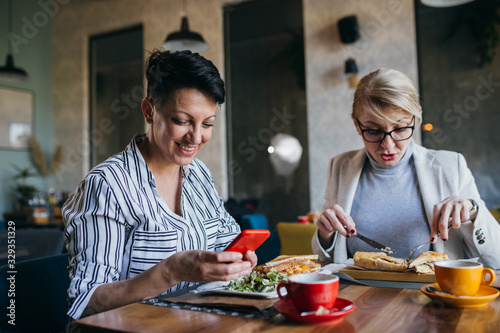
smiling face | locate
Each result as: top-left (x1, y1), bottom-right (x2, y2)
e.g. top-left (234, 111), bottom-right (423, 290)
top-left (354, 108), bottom-right (415, 167)
top-left (143, 87), bottom-right (216, 167)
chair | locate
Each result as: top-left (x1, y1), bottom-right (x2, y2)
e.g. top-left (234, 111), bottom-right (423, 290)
top-left (277, 222), bottom-right (317, 255)
top-left (0, 254), bottom-right (70, 333)
top-left (0, 228), bottom-right (65, 266)
top-left (241, 214), bottom-right (270, 230)
top-left (240, 214), bottom-right (281, 264)
top-left (490, 208), bottom-right (500, 222)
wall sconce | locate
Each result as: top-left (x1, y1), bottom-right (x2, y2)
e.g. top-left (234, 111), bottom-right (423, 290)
top-left (338, 16), bottom-right (359, 89)
top-left (345, 58), bottom-right (359, 89)
top-left (162, 0), bottom-right (208, 53)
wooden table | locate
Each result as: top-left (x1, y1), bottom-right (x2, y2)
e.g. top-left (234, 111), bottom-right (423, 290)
top-left (74, 282), bottom-right (500, 332)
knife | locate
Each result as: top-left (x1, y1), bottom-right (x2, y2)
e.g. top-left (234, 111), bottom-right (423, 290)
top-left (354, 233), bottom-right (394, 254)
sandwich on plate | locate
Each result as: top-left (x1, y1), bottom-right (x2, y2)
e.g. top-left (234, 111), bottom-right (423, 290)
top-left (353, 250), bottom-right (449, 273)
top-left (408, 251), bottom-right (449, 274)
top-left (227, 254), bottom-right (321, 293)
top-left (254, 254), bottom-right (321, 276)
top-left (353, 251), bottom-right (408, 272)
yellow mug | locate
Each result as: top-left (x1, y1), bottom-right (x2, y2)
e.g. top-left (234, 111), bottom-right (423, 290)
top-left (434, 260), bottom-right (495, 296)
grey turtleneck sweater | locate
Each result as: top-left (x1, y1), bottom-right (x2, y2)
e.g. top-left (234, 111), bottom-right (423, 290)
top-left (347, 140), bottom-right (431, 259)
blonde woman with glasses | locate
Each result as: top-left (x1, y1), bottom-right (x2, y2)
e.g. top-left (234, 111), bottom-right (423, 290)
top-left (312, 68), bottom-right (500, 269)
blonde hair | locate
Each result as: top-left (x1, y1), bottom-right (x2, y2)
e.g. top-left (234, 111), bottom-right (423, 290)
top-left (352, 68), bottom-right (422, 125)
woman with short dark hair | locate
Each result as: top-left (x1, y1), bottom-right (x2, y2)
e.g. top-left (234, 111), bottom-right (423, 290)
top-left (64, 50), bottom-right (257, 319)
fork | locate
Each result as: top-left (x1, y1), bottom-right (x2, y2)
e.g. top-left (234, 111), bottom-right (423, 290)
top-left (406, 224), bottom-right (452, 263)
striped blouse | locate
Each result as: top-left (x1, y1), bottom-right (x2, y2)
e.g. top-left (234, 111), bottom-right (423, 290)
top-left (63, 134), bottom-right (240, 319)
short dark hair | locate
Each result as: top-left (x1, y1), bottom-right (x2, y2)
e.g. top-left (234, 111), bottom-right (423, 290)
top-left (145, 49), bottom-right (225, 107)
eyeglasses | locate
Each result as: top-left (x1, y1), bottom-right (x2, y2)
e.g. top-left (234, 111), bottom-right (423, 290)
top-left (356, 117), bottom-right (415, 143)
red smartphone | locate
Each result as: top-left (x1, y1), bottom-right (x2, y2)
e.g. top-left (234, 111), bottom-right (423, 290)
top-left (224, 229), bottom-right (270, 253)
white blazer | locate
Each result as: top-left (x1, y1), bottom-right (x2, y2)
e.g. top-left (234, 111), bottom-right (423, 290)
top-left (312, 143), bottom-right (500, 269)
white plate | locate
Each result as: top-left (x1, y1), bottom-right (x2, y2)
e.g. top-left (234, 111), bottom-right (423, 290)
top-left (191, 281), bottom-right (278, 298)
top-left (190, 269), bottom-right (332, 299)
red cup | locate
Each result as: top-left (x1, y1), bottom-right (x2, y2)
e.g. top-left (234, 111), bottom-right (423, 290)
top-left (297, 216), bottom-right (308, 224)
top-left (277, 273), bottom-right (339, 313)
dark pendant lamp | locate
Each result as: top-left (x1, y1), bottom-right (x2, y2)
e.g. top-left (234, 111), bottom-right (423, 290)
top-left (162, 0), bottom-right (208, 53)
top-left (420, 0), bottom-right (474, 6)
top-left (0, 0), bottom-right (29, 82)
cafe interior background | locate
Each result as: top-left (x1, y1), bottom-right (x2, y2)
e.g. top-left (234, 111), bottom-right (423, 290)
top-left (0, 0), bottom-right (499, 261)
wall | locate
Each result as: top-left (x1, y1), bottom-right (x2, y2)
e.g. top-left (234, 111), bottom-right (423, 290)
top-left (50, 0), bottom-right (419, 213)
top-left (2, 0), bottom-right (496, 229)
top-left (51, 0), bottom-right (232, 198)
top-left (303, 0), bottom-right (419, 211)
top-left (0, 0), bottom-right (53, 222)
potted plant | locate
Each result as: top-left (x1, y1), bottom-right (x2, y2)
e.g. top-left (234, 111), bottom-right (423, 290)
top-left (12, 164), bottom-right (38, 212)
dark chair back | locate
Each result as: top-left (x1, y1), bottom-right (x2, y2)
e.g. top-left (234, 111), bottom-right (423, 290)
top-left (0, 228), bottom-right (65, 266)
top-left (0, 254), bottom-right (70, 332)
top-left (241, 214), bottom-right (270, 230)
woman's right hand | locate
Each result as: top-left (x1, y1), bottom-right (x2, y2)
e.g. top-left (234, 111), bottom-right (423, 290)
top-left (316, 204), bottom-right (356, 244)
top-left (82, 250), bottom-right (254, 317)
top-left (164, 250), bottom-right (254, 285)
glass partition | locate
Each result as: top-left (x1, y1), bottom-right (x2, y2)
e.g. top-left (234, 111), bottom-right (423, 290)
top-left (89, 25), bottom-right (144, 167)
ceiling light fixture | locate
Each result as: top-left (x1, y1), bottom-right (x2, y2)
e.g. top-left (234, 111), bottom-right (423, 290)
top-left (420, 0), bottom-right (475, 7)
top-left (0, 0), bottom-right (29, 82)
top-left (162, 0), bottom-right (208, 53)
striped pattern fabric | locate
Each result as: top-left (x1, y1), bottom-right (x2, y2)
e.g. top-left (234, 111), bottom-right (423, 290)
top-left (63, 134), bottom-right (240, 319)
